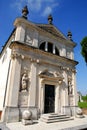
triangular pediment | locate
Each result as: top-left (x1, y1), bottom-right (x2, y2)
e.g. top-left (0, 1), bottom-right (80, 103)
top-left (36, 24), bottom-right (67, 40)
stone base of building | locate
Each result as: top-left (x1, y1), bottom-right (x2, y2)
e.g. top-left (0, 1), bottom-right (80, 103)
top-left (1, 106), bottom-right (38, 123)
top-left (22, 119), bottom-right (33, 125)
top-left (19, 106), bottom-right (38, 120)
top-left (1, 107), bottom-right (19, 123)
top-left (62, 106), bottom-right (78, 116)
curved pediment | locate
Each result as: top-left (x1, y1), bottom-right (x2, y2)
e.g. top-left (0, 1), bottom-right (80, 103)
top-left (39, 70), bottom-right (54, 77)
top-left (39, 70), bottom-right (63, 80)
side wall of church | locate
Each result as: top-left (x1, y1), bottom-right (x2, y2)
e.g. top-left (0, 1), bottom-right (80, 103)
top-left (0, 48), bottom-right (11, 110)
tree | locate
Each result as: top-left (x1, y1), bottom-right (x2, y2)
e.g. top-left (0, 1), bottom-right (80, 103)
top-left (82, 95), bottom-right (87, 102)
top-left (80, 36), bottom-right (87, 64)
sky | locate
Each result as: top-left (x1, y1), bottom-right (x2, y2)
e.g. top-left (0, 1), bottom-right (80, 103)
top-left (0, 0), bottom-right (87, 95)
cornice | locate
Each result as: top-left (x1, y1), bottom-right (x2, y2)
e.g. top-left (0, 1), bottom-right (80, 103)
top-left (10, 41), bottom-right (78, 71)
top-left (10, 41), bottom-right (78, 65)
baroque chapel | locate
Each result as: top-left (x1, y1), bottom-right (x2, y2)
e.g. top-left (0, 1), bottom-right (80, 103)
top-left (0, 6), bottom-right (78, 122)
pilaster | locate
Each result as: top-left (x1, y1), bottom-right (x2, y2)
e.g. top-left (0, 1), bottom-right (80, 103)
top-left (15, 24), bottom-right (26, 42)
top-left (55, 85), bottom-right (59, 113)
top-left (2, 53), bottom-right (22, 122)
top-left (5, 55), bottom-right (21, 107)
top-left (72, 70), bottom-right (77, 106)
top-left (29, 62), bottom-right (37, 106)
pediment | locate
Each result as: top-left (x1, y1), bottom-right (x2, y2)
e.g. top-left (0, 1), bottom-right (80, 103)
top-left (39, 70), bottom-right (54, 77)
top-left (39, 70), bottom-right (63, 80)
top-left (36, 24), bottom-right (67, 40)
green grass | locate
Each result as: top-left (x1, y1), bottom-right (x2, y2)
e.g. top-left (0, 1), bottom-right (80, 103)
top-left (78, 102), bottom-right (87, 108)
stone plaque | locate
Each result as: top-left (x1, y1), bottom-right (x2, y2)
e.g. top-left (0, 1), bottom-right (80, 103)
top-left (19, 92), bottom-right (29, 107)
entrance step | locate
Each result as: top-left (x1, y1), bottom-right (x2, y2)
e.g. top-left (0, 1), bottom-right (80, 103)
top-left (40, 113), bottom-right (74, 123)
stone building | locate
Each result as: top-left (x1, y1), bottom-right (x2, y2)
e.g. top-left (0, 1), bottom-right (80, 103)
top-left (0, 6), bottom-right (78, 122)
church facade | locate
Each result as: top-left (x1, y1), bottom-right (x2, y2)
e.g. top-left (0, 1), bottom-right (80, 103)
top-left (0, 6), bottom-right (78, 122)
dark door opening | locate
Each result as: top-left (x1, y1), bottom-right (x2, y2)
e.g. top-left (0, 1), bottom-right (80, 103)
top-left (44, 84), bottom-right (55, 113)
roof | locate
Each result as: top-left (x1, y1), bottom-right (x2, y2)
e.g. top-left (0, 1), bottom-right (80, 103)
top-left (0, 28), bottom-right (16, 57)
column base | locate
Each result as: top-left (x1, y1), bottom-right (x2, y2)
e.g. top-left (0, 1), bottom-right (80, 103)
top-left (62, 106), bottom-right (78, 116)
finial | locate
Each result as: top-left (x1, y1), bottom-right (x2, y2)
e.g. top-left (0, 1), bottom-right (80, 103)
top-left (48, 14), bottom-right (53, 24)
top-left (67, 31), bottom-right (72, 41)
top-left (22, 6), bottom-right (29, 19)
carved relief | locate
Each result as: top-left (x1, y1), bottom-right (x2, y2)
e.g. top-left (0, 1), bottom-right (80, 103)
top-left (20, 67), bottom-right (30, 92)
top-left (68, 76), bottom-right (73, 95)
top-left (54, 71), bottom-right (62, 77)
top-left (18, 92), bottom-right (28, 107)
top-left (21, 73), bottom-right (29, 91)
top-left (19, 67), bottom-right (30, 107)
top-left (25, 29), bottom-right (33, 45)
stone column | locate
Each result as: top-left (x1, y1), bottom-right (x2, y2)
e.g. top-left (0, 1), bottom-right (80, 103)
top-left (2, 54), bottom-right (21, 122)
top-left (45, 42), bottom-right (48, 51)
top-left (53, 44), bottom-right (55, 54)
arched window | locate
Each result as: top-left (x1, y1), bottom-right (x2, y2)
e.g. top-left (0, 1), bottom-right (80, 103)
top-left (39, 42), bottom-right (60, 56)
top-left (39, 42), bottom-right (45, 51)
top-left (48, 42), bottom-right (53, 53)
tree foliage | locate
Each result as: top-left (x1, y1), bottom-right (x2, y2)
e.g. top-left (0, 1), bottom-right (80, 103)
top-left (80, 36), bottom-right (87, 63)
top-left (82, 95), bottom-right (87, 101)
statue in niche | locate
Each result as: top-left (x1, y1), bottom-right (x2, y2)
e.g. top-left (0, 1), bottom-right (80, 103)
top-left (20, 72), bottom-right (29, 92)
top-left (68, 80), bottom-right (73, 95)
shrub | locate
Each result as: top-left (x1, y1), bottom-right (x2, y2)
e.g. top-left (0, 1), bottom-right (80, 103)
top-left (78, 102), bottom-right (87, 108)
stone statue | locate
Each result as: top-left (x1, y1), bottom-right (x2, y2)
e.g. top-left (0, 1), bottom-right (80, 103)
top-left (21, 73), bottom-right (29, 91)
top-left (68, 81), bottom-right (73, 95)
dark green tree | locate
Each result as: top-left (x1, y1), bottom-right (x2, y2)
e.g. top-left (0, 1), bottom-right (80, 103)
top-left (80, 36), bottom-right (87, 64)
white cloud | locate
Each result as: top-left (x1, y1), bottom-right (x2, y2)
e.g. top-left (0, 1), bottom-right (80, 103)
top-left (11, 0), bottom-right (59, 17)
top-left (42, 6), bottom-right (52, 17)
top-left (27, 0), bottom-right (42, 12)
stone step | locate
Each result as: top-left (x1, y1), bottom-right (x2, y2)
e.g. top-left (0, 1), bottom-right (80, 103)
top-left (40, 113), bottom-right (74, 123)
top-left (41, 113), bottom-right (67, 118)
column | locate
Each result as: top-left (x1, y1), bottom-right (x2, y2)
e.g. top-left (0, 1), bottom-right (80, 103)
top-left (45, 41), bottom-right (48, 51)
top-left (53, 44), bottom-right (55, 54)
top-left (29, 63), bottom-right (37, 106)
